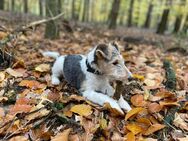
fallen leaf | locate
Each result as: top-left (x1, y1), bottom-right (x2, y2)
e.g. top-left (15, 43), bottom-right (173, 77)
top-left (19, 80), bottom-right (45, 89)
top-left (35, 64), bottom-right (50, 72)
top-left (6, 68), bottom-right (23, 77)
top-left (9, 135), bottom-right (28, 141)
top-left (131, 94), bottom-right (146, 107)
top-left (147, 103), bottom-right (162, 113)
top-left (173, 113), bottom-right (188, 131)
top-left (125, 107), bottom-right (144, 120)
top-left (126, 132), bottom-right (135, 141)
top-left (9, 104), bottom-right (32, 115)
top-left (70, 104), bottom-right (92, 117)
top-left (159, 101), bottom-right (180, 107)
top-left (0, 107), bottom-right (5, 118)
top-left (99, 118), bottom-right (107, 129)
top-left (143, 124), bottom-right (165, 135)
top-left (133, 74), bottom-right (145, 81)
top-left (136, 118), bottom-right (152, 126)
top-left (111, 131), bottom-right (125, 141)
top-left (0, 72), bottom-right (5, 82)
top-left (144, 79), bottom-right (156, 87)
top-left (104, 103), bottom-right (124, 116)
top-left (51, 128), bottom-right (71, 141)
top-left (126, 123), bottom-right (142, 135)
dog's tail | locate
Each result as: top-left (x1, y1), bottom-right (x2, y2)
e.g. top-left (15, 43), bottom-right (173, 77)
top-left (42, 51), bottom-right (60, 59)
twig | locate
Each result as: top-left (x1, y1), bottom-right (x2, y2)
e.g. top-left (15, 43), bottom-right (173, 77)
top-left (14, 12), bottom-right (64, 33)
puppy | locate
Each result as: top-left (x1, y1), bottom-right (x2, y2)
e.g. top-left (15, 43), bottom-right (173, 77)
top-left (43, 42), bottom-right (132, 114)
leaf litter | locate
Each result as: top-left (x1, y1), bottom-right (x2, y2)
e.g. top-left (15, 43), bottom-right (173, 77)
top-left (0, 23), bottom-right (187, 141)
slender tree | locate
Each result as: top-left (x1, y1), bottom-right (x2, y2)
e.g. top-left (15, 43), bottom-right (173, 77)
top-left (108, 0), bottom-right (120, 29)
top-left (82, 0), bottom-right (90, 22)
top-left (127, 0), bottom-right (134, 27)
top-left (11, 0), bottom-right (15, 12)
top-left (144, 1), bottom-right (153, 28)
top-left (182, 14), bottom-right (188, 33)
top-left (45, 0), bottom-right (60, 39)
top-left (71, 0), bottom-right (76, 20)
top-left (58, 0), bottom-right (62, 14)
top-left (0, 0), bottom-right (4, 10)
top-left (39, 0), bottom-right (44, 16)
top-left (24, 0), bottom-right (28, 13)
top-left (156, 0), bottom-right (171, 34)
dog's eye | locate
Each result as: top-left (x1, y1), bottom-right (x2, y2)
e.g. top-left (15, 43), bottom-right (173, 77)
top-left (112, 61), bottom-right (118, 65)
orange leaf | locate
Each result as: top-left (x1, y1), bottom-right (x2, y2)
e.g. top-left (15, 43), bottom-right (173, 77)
top-left (143, 124), bottom-right (165, 135)
top-left (51, 128), bottom-right (71, 141)
top-left (9, 104), bottom-right (32, 115)
top-left (136, 118), bottom-right (152, 126)
top-left (131, 94), bottom-right (146, 107)
top-left (125, 108), bottom-right (144, 120)
top-left (126, 123), bottom-right (142, 135)
top-left (159, 101), bottom-right (180, 107)
top-left (126, 132), bottom-right (135, 141)
top-left (19, 80), bottom-right (45, 89)
top-left (148, 103), bottom-right (162, 113)
top-left (16, 98), bottom-right (30, 105)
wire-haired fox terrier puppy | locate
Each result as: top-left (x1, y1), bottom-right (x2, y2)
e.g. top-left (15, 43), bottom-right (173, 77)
top-left (43, 42), bottom-right (132, 114)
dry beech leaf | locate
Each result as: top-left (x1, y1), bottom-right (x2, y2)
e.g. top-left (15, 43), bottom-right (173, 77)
top-left (6, 68), bottom-right (23, 77)
top-left (173, 113), bottom-right (188, 131)
top-left (0, 72), bottom-right (5, 82)
top-left (159, 101), bottom-right (180, 107)
top-left (148, 102), bottom-right (162, 113)
top-left (9, 135), bottom-right (28, 141)
top-left (99, 118), bottom-right (107, 129)
top-left (19, 80), bottom-right (45, 89)
top-left (125, 107), bottom-right (144, 120)
top-left (51, 128), bottom-right (71, 141)
top-left (132, 74), bottom-right (145, 81)
top-left (70, 104), bottom-right (92, 117)
top-left (143, 124), bottom-right (165, 135)
top-left (136, 118), bottom-right (152, 126)
top-left (126, 123), bottom-right (142, 135)
top-left (9, 104), bottom-right (32, 115)
top-left (126, 132), bottom-right (135, 141)
top-left (131, 94), bottom-right (146, 107)
top-left (35, 64), bottom-right (50, 72)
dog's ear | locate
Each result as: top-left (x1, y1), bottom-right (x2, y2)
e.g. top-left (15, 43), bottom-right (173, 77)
top-left (95, 44), bottom-right (108, 60)
top-left (111, 41), bottom-right (119, 51)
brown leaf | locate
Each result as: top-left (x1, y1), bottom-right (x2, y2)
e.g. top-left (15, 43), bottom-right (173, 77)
top-left (0, 71), bottom-right (5, 82)
top-left (6, 68), bottom-right (23, 77)
top-left (126, 132), bottom-right (135, 141)
top-left (125, 107), bottom-right (144, 121)
top-left (131, 94), bottom-right (146, 107)
top-left (0, 107), bottom-right (5, 118)
top-left (143, 124), bottom-right (165, 135)
top-left (147, 103), bottom-right (162, 113)
top-left (70, 104), bottom-right (92, 117)
top-left (51, 128), bottom-right (71, 141)
top-left (126, 123), bottom-right (143, 135)
top-left (173, 113), bottom-right (188, 131)
top-left (19, 80), bottom-right (45, 89)
top-left (9, 104), bottom-right (32, 115)
top-left (159, 101), bottom-right (180, 107)
top-left (9, 136), bottom-right (28, 141)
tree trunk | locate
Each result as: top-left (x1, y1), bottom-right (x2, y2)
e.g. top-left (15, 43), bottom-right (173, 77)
top-left (156, 0), bottom-right (172, 34)
top-left (39, 0), bottom-right (44, 16)
top-left (58, 0), bottom-right (62, 14)
top-left (173, 15), bottom-right (182, 33)
top-left (23, 0), bottom-right (28, 13)
top-left (108, 0), bottom-right (120, 29)
top-left (82, 0), bottom-right (89, 22)
top-left (0, 0), bottom-right (4, 10)
top-left (71, 0), bottom-right (75, 20)
top-left (182, 15), bottom-right (188, 33)
top-left (156, 9), bottom-right (170, 34)
top-left (144, 2), bottom-right (153, 28)
top-left (127, 0), bottom-right (134, 27)
top-left (11, 0), bottom-right (15, 12)
top-left (45, 0), bottom-right (60, 39)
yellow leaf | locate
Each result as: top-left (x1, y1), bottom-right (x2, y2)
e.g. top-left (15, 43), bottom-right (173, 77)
top-left (125, 107), bottom-right (144, 121)
top-left (99, 118), bottom-right (107, 129)
top-left (126, 132), bottom-right (135, 141)
top-left (0, 72), bottom-right (5, 82)
top-left (133, 74), bottom-right (145, 81)
top-left (51, 128), bottom-right (71, 141)
top-left (6, 68), bottom-right (23, 77)
top-left (70, 104), bottom-right (92, 117)
top-left (35, 64), bottom-right (50, 72)
top-left (126, 123), bottom-right (142, 135)
top-left (143, 124), bottom-right (165, 135)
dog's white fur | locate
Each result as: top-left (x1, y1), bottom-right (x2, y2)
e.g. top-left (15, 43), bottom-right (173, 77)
top-left (43, 43), bottom-right (132, 114)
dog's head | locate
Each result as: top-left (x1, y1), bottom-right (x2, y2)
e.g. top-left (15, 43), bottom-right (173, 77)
top-left (89, 42), bottom-right (132, 80)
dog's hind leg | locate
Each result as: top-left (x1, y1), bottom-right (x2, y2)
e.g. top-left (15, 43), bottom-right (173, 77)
top-left (51, 56), bottom-right (65, 85)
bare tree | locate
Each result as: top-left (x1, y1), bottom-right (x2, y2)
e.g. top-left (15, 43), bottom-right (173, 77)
top-left (45, 0), bottom-right (60, 39)
top-left (24, 0), bottom-right (28, 13)
top-left (144, 1), bottom-right (153, 28)
top-left (0, 0), bottom-right (4, 10)
top-left (128, 0), bottom-right (135, 27)
top-left (156, 0), bottom-right (171, 34)
top-left (108, 0), bottom-right (120, 29)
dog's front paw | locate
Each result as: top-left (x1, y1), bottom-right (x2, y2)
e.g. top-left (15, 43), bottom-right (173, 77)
top-left (118, 95), bottom-right (132, 112)
top-left (109, 101), bottom-right (124, 115)
top-left (52, 77), bottom-right (60, 85)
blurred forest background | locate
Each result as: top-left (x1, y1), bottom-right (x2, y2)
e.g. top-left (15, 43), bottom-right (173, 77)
top-left (0, 0), bottom-right (188, 37)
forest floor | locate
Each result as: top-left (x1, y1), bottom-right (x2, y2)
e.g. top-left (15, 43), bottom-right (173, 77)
top-left (0, 13), bottom-right (188, 141)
